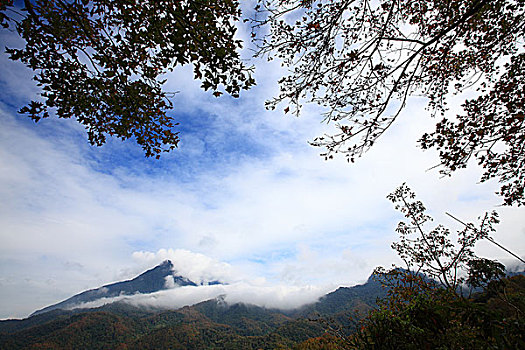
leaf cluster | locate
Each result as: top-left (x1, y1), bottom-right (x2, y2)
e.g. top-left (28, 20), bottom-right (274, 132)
top-left (2, 0), bottom-right (255, 157)
top-left (421, 53), bottom-right (525, 206)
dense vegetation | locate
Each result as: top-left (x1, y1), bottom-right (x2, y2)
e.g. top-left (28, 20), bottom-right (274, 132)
top-left (300, 274), bottom-right (525, 349)
top-left (0, 271), bottom-right (385, 349)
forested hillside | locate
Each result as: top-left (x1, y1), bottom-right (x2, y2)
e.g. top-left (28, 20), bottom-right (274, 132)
top-left (0, 274), bottom-right (382, 349)
top-left (1, 273), bottom-right (522, 349)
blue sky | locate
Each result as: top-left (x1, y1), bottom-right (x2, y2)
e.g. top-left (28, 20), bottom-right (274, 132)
top-left (1, 5), bottom-right (525, 319)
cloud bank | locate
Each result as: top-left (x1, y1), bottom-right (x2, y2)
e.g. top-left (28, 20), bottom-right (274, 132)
top-left (70, 278), bottom-right (331, 312)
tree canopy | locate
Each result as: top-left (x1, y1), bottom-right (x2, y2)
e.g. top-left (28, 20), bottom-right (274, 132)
top-left (253, 0), bottom-right (525, 205)
top-left (1, 0), bottom-right (255, 158)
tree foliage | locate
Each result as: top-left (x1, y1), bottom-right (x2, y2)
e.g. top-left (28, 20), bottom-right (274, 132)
top-left (1, 0), bottom-right (255, 157)
top-left (253, 0), bottom-right (525, 205)
top-left (349, 275), bottom-right (525, 349)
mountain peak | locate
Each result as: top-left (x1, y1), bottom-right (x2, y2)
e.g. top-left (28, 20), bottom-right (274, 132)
top-left (160, 259), bottom-right (173, 268)
top-left (31, 260), bottom-right (194, 316)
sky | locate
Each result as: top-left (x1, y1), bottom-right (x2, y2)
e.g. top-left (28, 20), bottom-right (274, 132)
top-left (1, 4), bottom-right (524, 319)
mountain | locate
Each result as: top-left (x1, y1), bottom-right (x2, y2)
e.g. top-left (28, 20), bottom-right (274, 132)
top-left (2, 273), bottom-right (523, 349)
top-left (302, 273), bottom-right (385, 316)
top-left (2, 263), bottom-right (523, 349)
top-left (0, 267), bottom-right (384, 331)
top-left (0, 262), bottom-right (389, 349)
top-left (31, 260), bottom-right (196, 316)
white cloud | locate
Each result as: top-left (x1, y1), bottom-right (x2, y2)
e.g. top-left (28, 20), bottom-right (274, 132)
top-left (132, 248), bottom-right (238, 285)
top-left (68, 280), bottom-right (331, 312)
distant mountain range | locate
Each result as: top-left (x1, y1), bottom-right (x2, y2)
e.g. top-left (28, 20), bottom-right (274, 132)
top-left (2, 261), bottom-right (522, 349)
top-left (0, 260), bottom-right (386, 349)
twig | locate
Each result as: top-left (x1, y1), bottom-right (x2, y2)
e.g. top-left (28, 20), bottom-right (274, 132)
top-left (445, 212), bottom-right (525, 264)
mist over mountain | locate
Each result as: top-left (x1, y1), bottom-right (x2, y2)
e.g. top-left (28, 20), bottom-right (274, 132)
top-left (31, 260), bottom-right (199, 316)
top-left (0, 260), bottom-right (387, 349)
top-left (4, 260), bottom-right (522, 349)
top-left (0, 261), bottom-right (384, 333)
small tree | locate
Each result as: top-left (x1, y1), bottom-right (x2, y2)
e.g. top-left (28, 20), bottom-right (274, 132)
top-left (1, 0), bottom-right (255, 157)
top-left (385, 183), bottom-right (500, 291)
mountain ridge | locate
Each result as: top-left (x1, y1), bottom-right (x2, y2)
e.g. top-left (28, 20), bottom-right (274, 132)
top-left (0, 270), bottom-right (385, 349)
top-left (0, 262), bottom-right (384, 338)
top-left (31, 260), bottom-right (196, 316)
